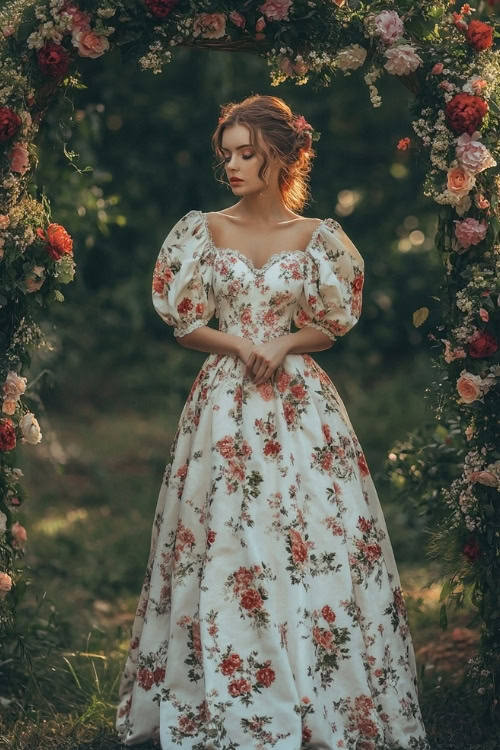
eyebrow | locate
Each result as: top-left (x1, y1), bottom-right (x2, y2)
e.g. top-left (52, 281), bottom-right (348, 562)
top-left (221, 144), bottom-right (253, 152)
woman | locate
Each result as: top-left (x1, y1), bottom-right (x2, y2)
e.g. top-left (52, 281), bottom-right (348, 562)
top-left (116, 94), bottom-right (430, 750)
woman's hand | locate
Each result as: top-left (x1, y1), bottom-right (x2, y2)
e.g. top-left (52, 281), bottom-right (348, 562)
top-left (237, 337), bottom-right (291, 385)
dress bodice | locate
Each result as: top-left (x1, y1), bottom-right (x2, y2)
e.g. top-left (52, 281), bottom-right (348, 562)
top-left (152, 210), bottom-right (365, 346)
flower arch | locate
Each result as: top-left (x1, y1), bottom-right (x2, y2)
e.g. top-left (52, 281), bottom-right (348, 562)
top-left (0, 0), bottom-right (499, 717)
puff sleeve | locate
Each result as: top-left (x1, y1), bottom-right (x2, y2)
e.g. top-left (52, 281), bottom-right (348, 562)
top-left (292, 218), bottom-right (364, 342)
top-left (152, 210), bottom-right (216, 338)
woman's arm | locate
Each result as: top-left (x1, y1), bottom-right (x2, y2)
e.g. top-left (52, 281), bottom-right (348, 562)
top-left (176, 325), bottom-right (333, 357)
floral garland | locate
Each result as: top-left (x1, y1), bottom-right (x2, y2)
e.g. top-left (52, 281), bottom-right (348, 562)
top-left (0, 0), bottom-right (499, 714)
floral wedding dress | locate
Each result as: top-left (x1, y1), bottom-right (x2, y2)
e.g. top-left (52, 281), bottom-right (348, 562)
top-left (115, 209), bottom-right (430, 750)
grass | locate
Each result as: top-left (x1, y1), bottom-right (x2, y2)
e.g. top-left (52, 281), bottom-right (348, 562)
top-left (1, 349), bottom-right (497, 749)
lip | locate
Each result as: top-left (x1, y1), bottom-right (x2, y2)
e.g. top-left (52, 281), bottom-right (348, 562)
top-left (230, 178), bottom-right (244, 183)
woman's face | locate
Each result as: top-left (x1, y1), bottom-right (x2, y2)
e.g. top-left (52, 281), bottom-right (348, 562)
top-left (220, 123), bottom-right (279, 194)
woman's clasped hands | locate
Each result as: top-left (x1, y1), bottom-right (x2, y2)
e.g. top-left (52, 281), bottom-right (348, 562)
top-left (237, 336), bottom-right (291, 386)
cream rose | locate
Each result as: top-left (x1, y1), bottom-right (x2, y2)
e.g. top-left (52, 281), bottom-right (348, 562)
top-left (456, 371), bottom-right (483, 404)
top-left (335, 44), bottom-right (367, 71)
top-left (19, 412), bottom-right (42, 444)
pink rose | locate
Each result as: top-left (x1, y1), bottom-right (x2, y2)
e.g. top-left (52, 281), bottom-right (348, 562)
top-left (3, 372), bottom-right (27, 400)
top-left (257, 382), bottom-right (274, 400)
top-left (454, 217), bottom-right (488, 248)
top-left (9, 141), bottom-right (29, 174)
top-left (456, 131), bottom-right (497, 175)
top-left (258, 0), bottom-right (292, 22)
top-left (479, 308), bottom-right (489, 322)
top-left (11, 521), bottom-right (27, 549)
top-left (374, 10), bottom-right (404, 45)
top-left (431, 62), bottom-right (444, 74)
top-left (447, 166), bottom-right (475, 197)
top-left (0, 571), bottom-right (12, 597)
top-left (475, 193), bottom-right (490, 210)
top-left (441, 339), bottom-right (466, 363)
top-left (384, 45), bottom-right (423, 75)
top-left (2, 26), bottom-right (15, 36)
top-left (229, 11), bottom-right (246, 28)
top-left (467, 470), bottom-right (498, 487)
top-left (72, 29), bottom-right (110, 58)
top-left (456, 371), bottom-right (482, 403)
top-left (255, 15), bottom-right (266, 33)
top-left (279, 57), bottom-right (294, 76)
top-left (2, 401), bottom-right (16, 415)
top-left (69, 10), bottom-right (91, 32)
top-left (192, 13), bottom-right (227, 39)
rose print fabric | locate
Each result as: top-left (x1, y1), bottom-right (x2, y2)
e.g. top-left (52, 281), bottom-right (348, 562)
top-left (115, 210), bottom-right (429, 750)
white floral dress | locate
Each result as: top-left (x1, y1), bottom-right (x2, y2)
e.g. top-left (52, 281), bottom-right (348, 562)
top-left (115, 210), bottom-right (429, 750)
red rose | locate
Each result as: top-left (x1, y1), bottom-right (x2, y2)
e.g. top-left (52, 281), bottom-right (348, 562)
top-left (364, 543), bottom-right (382, 561)
top-left (357, 453), bottom-right (370, 476)
top-left (153, 666), bottom-right (165, 684)
top-left (283, 402), bottom-right (296, 424)
top-left (178, 715), bottom-right (197, 734)
top-left (352, 274), bottom-right (364, 294)
top-left (0, 106), bottom-right (21, 142)
top-left (463, 539), bottom-right (480, 562)
top-left (290, 530), bottom-right (308, 564)
top-left (0, 418), bottom-right (16, 451)
top-left (264, 440), bottom-right (281, 456)
top-left (144, 0), bottom-right (179, 19)
top-left (321, 605), bottom-right (336, 623)
top-left (233, 566), bottom-right (254, 588)
top-left (207, 529), bottom-right (216, 546)
top-left (357, 516), bottom-right (372, 533)
top-left (466, 20), bottom-right (493, 51)
top-left (290, 384), bottom-right (306, 400)
top-left (321, 451), bottom-right (333, 470)
top-left (177, 297), bottom-right (193, 314)
top-left (36, 223), bottom-right (73, 260)
top-left (302, 726), bottom-right (312, 743)
top-left (37, 41), bottom-right (71, 77)
top-left (228, 677), bottom-right (252, 696)
top-left (137, 667), bottom-right (154, 690)
top-left (445, 93), bottom-right (488, 136)
top-left (220, 652), bottom-right (242, 675)
top-left (256, 665), bottom-right (275, 687)
top-left (468, 330), bottom-right (498, 358)
top-left (240, 588), bottom-right (263, 611)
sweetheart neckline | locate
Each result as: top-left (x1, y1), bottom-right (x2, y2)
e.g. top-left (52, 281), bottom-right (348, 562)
top-left (198, 211), bottom-right (328, 274)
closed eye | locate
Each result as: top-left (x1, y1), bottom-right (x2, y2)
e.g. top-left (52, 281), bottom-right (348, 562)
top-left (223, 154), bottom-right (254, 162)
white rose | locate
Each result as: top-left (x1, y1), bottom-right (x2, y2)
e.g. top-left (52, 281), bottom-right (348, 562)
top-left (384, 45), bottom-right (423, 76)
top-left (335, 44), bottom-right (367, 71)
top-left (19, 412), bottom-right (42, 445)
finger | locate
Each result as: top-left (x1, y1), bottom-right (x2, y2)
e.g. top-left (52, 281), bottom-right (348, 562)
top-left (252, 360), bottom-right (268, 381)
top-left (254, 367), bottom-right (274, 385)
top-left (245, 353), bottom-right (256, 378)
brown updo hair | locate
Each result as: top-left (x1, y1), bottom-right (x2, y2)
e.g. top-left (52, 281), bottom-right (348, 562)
top-left (211, 94), bottom-right (316, 214)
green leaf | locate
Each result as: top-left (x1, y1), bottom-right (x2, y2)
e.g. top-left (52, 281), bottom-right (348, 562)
top-left (54, 290), bottom-right (65, 302)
